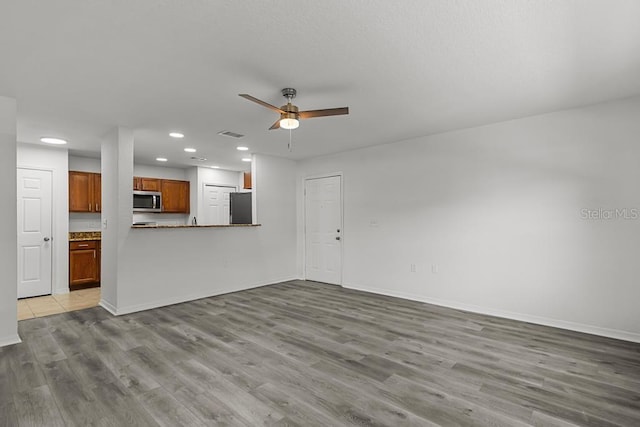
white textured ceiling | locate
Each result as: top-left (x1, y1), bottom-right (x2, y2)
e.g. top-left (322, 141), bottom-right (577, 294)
top-left (1, 0), bottom-right (639, 170)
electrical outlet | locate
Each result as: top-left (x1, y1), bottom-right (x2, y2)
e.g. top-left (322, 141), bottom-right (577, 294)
top-left (410, 263), bottom-right (416, 273)
top-left (431, 264), bottom-right (438, 274)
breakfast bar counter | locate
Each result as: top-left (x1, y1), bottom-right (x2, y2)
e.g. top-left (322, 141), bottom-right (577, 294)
top-left (131, 224), bottom-right (261, 229)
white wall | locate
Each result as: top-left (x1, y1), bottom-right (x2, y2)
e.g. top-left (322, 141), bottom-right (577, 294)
top-left (69, 156), bottom-right (188, 180)
top-left (69, 155), bottom-right (100, 173)
top-left (134, 164), bottom-right (187, 180)
top-left (297, 96), bottom-right (640, 342)
top-left (106, 154), bottom-right (296, 314)
top-left (0, 96), bottom-right (18, 346)
top-left (100, 127), bottom-right (135, 312)
top-left (17, 143), bottom-right (70, 294)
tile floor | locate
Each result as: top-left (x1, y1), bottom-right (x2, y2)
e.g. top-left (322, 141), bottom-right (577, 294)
top-left (17, 287), bottom-right (101, 320)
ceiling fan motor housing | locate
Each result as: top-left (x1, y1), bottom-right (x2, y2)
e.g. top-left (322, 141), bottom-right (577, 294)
top-left (280, 102), bottom-right (299, 120)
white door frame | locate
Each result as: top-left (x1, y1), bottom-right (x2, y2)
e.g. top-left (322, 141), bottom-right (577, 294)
top-left (302, 172), bottom-right (344, 285)
top-left (17, 166), bottom-right (55, 298)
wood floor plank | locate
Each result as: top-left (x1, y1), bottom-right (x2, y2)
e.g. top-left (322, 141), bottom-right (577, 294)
top-left (3, 280), bottom-right (640, 426)
top-left (0, 399), bottom-right (18, 427)
top-left (136, 387), bottom-right (205, 427)
top-left (38, 359), bottom-right (114, 426)
top-left (12, 385), bottom-right (66, 427)
top-left (90, 381), bottom-right (160, 427)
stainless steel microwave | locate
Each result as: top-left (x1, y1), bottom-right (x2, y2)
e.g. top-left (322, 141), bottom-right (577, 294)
top-left (133, 191), bottom-right (162, 212)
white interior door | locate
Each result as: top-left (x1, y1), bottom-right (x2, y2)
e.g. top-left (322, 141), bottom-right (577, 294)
top-left (17, 168), bottom-right (53, 299)
top-left (305, 175), bottom-right (342, 285)
top-left (203, 184), bottom-right (236, 225)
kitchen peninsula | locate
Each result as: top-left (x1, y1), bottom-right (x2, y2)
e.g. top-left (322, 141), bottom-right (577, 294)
top-left (131, 224), bottom-right (260, 229)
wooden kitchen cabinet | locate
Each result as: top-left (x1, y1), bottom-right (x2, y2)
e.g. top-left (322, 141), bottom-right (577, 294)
top-left (243, 172), bottom-right (252, 189)
top-left (93, 174), bottom-right (101, 212)
top-left (133, 176), bottom-right (161, 192)
top-left (69, 240), bottom-right (100, 288)
top-left (161, 179), bottom-right (190, 213)
top-left (69, 171), bottom-right (101, 212)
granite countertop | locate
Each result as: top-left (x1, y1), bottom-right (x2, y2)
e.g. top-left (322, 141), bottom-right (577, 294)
top-left (131, 224), bottom-right (261, 229)
top-left (69, 231), bottom-right (102, 241)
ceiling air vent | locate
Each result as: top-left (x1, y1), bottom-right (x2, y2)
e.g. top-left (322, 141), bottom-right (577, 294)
top-left (217, 130), bottom-right (245, 139)
top-left (191, 156), bottom-right (207, 161)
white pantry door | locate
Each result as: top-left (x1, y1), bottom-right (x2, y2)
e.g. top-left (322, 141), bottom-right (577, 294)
top-left (305, 175), bottom-right (342, 285)
top-left (203, 184), bottom-right (236, 225)
top-left (17, 168), bottom-right (53, 298)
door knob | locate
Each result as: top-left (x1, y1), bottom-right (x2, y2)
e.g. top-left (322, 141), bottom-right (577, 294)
top-left (43, 237), bottom-right (50, 242)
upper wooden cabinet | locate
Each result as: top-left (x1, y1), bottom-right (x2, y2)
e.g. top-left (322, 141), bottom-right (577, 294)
top-left (243, 172), bottom-right (252, 190)
top-left (93, 174), bottom-right (101, 212)
top-left (69, 171), bottom-right (101, 212)
top-left (133, 177), bottom-right (161, 192)
top-left (73, 173), bottom-right (189, 214)
top-left (161, 179), bottom-right (190, 213)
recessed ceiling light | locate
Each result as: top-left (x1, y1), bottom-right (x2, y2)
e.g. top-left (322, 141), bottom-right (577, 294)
top-left (210, 166), bottom-right (220, 169)
top-left (242, 158), bottom-right (252, 162)
top-left (184, 148), bottom-right (196, 153)
top-left (236, 146), bottom-right (249, 151)
top-left (156, 157), bottom-right (168, 162)
top-left (40, 137), bottom-right (67, 145)
top-left (169, 132), bottom-right (184, 138)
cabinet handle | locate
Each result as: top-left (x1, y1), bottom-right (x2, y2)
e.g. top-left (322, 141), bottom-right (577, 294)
top-left (96, 203), bottom-right (99, 211)
top-left (88, 203), bottom-right (91, 211)
top-left (93, 250), bottom-right (96, 259)
top-left (78, 244), bottom-right (89, 247)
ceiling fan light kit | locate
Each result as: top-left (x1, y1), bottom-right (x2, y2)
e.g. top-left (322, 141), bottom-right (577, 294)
top-left (239, 87), bottom-right (349, 131)
top-left (280, 115), bottom-right (299, 130)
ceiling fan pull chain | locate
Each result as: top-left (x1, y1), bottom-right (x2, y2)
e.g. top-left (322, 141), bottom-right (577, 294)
top-left (288, 128), bottom-right (293, 152)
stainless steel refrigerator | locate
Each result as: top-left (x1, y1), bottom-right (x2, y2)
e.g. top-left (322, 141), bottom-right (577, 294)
top-left (230, 192), bottom-right (252, 224)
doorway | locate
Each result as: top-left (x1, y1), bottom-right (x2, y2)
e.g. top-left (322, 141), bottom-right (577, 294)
top-left (304, 175), bottom-right (342, 285)
top-left (203, 184), bottom-right (237, 225)
top-left (17, 168), bottom-right (53, 298)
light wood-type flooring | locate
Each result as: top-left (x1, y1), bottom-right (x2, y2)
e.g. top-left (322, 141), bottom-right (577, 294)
top-left (17, 287), bottom-right (100, 320)
top-left (2, 280), bottom-right (639, 426)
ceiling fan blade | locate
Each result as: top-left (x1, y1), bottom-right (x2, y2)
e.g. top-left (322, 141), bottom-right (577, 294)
top-left (299, 107), bottom-right (349, 119)
top-left (268, 119), bottom-right (281, 130)
top-left (239, 94), bottom-right (285, 113)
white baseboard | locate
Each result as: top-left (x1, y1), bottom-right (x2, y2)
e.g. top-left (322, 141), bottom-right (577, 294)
top-left (99, 298), bottom-right (118, 316)
top-left (343, 283), bottom-right (640, 344)
top-left (101, 277), bottom-right (298, 316)
top-left (0, 334), bottom-right (22, 348)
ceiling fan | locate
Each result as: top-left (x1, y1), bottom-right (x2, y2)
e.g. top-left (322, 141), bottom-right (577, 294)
top-left (239, 88), bottom-right (349, 130)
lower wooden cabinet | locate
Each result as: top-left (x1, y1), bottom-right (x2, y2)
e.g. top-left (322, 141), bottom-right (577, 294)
top-left (69, 240), bottom-right (101, 287)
